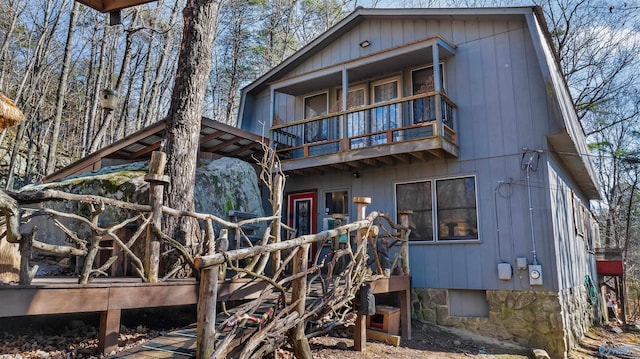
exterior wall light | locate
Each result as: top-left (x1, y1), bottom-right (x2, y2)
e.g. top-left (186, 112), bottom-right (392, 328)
top-left (352, 172), bottom-right (360, 178)
top-left (359, 40), bottom-right (370, 48)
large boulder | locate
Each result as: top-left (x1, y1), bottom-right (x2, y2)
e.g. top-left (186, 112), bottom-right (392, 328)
top-left (194, 157), bottom-right (264, 219)
top-left (18, 157), bottom-right (265, 248)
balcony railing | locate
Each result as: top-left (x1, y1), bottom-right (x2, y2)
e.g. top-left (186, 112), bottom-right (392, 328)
top-left (271, 92), bottom-right (457, 160)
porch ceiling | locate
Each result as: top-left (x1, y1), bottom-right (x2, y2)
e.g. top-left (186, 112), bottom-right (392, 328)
top-left (274, 36), bottom-right (456, 96)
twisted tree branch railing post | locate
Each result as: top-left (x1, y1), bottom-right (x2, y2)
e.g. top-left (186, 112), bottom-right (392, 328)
top-left (353, 196), bottom-right (371, 351)
top-left (270, 173), bottom-right (284, 274)
top-left (291, 243), bottom-right (311, 358)
top-left (398, 210), bottom-right (413, 275)
top-left (144, 150), bottom-right (170, 283)
top-left (196, 229), bottom-right (226, 359)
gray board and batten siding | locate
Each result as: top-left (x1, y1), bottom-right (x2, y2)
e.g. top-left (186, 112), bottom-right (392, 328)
top-left (239, 8), bottom-right (597, 294)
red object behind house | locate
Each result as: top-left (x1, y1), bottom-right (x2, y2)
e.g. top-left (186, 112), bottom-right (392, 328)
top-left (596, 260), bottom-right (624, 275)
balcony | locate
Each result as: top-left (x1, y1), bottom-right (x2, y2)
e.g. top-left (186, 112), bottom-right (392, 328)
top-left (271, 92), bottom-right (458, 174)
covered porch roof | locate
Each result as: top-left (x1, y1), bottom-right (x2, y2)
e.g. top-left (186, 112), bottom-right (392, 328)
top-left (43, 117), bottom-right (268, 182)
top-left (272, 36), bottom-right (456, 96)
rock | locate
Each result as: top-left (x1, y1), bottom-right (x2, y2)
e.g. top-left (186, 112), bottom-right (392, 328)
top-left (532, 348), bottom-right (550, 359)
top-left (193, 157), bottom-right (265, 229)
top-left (453, 339), bottom-right (461, 346)
top-left (336, 341), bottom-right (348, 350)
top-left (18, 157), bottom-right (264, 249)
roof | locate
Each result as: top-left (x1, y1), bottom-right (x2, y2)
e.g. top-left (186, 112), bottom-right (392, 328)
top-left (43, 117), bottom-right (267, 182)
top-left (238, 6), bottom-right (601, 199)
top-left (240, 6), bottom-right (537, 98)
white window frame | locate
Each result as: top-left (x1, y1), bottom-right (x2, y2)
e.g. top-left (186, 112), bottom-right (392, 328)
top-left (335, 84), bottom-right (368, 111)
top-left (370, 76), bottom-right (402, 104)
top-left (395, 175), bottom-right (480, 244)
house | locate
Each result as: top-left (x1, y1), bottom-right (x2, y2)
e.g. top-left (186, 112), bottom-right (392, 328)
top-left (237, 6), bottom-right (600, 358)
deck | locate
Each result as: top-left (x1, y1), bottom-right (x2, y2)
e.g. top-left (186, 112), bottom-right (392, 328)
top-left (0, 275), bottom-right (410, 357)
top-left (2, 177), bottom-right (412, 357)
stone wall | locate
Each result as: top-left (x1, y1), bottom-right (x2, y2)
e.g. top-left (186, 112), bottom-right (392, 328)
top-left (412, 286), bottom-right (593, 358)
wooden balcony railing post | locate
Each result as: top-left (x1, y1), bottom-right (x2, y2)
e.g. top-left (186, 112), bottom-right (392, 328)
top-left (434, 93), bottom-right (442, 137)
top-left (291, 243), bottom-right (311, 358)
top-left (398, 210), bottom-right (413, 275)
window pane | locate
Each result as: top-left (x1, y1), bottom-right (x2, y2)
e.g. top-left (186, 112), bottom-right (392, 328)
top-left (396, 181), bottom-right (433, 241)
top-left (304, 93), bottom-right (328, 142)
top-left (436, 177), bottom-right (478, 240)
top-left (372, 81), bottom-right (399, 143)
top-left (304, 93), bottom-right (327, 118)
top-left (325, 190), bottom-right (348, 216)
top-left (412, 67), bottom-right (435, 94)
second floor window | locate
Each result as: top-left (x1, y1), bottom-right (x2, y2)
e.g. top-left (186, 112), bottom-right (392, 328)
top-left (304, 92), bottom-right (328, 142)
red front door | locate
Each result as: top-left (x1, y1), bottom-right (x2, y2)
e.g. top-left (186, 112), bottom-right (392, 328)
top-left (287, 191), bottom-right (317, 261)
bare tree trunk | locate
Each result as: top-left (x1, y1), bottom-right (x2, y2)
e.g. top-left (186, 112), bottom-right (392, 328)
top-left (81, 18), bottom-right (100, 156)
top-left (83, 22), bottom-right (107, 156)
top-left (143, 1), bottom-right (182, 127)
top-left (162, 0), bottom-right (220, 277)
top-left (46, 1), bottom-right (79, 175)
top-left (90, 11), bottom-right (143, 153)
top-left (0, 0), bottom-right (24, 90)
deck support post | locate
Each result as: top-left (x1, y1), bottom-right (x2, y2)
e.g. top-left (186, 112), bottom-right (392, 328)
top-left (291, 243), bottom-right (311, 358)
top-left (400, 284), bottom-right (412, 339)
top-left (144, 151), bottom-right (169, 282)
top-left (98, 308), bottom-right (121, 355)
top-left (353, 196), bottom-right (371, 352)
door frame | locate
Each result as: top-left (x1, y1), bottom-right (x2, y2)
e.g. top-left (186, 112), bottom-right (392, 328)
top-left (287, 190), bottom-right (318, 260)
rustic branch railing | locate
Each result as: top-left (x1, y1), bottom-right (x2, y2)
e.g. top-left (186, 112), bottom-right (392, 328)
top-left (0, 146), bottom-right (412, 358)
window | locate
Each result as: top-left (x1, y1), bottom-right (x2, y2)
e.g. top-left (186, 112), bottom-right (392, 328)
top-left (325, 190), bottom-right (349, 217)
top-left (371, 78), bottom-right (400, 145)
top-left (323, 190), bottom-right (349, 245)
top-left (573, 192), bottom-right (586, 236)
top-left (337, 87), bottom-right (367, 145)
top-left (304, 92), bottom-right (328, 143)
top-left (396, 176), bottom-right (479, 242)
top-left (411, 64), bottom-right (444, 124)
top-left (436, 177), bottom-right (478, 240)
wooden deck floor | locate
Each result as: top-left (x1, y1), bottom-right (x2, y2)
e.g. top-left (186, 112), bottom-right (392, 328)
top-left (1, 275), bottom-right (410, 357)
top-left (113, 275), bottom-right (411, 358)
top-left (116, 326), bottom-right (197, 358)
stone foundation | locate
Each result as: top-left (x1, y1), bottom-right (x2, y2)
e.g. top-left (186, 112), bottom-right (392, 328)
top-left (412, 286), bottom-right (593, 358)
